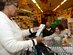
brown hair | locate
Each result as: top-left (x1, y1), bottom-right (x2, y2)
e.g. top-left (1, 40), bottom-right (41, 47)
top-left (0, 0), bottom-right (18, 11)
top-left (5, 0), bottom-right (18, 5)
top-left (0, 1), bottom-right (5, 11)
top-left (56, 24), bottom-right (65, 31)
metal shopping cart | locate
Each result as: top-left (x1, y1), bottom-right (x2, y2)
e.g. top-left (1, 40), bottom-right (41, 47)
top-left (20, 42), bottom-right (58, 55)
top-left (45, 39), bottom-right (73, 55)
top-left (48, 47), bottom-right (73, 55)
top-left (20, 42), bottom-right (73, 55)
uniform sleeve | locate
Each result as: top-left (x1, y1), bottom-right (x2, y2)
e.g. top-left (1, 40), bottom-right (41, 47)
top-left (21, 28), bottom-right (35, 37)
top-left (21, 29), bottom-right (31, 37)
top-left (0, 21), bottom-right (37, 53)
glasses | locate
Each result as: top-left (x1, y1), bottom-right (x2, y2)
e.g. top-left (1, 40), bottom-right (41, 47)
top-left (13, 3), bottom-right (18, 7)
top-left (6, 2), bottom-right (18, 7)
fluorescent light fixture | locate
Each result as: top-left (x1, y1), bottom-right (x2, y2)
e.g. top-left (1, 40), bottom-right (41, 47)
top-left (61, 0), bottom-right (67, 5)
top-left (20, 9), bottom-right (33, 13)
top-left (32, 0), bottom-right (43, 12)
top-left (53, 5), bottom-right (60, 11)
top-left (32, 0), bottom-right (36, 3)
top-left (53, 0), bottom-right (67, 11)
top-left (35, 3), bottom-right (43, 12)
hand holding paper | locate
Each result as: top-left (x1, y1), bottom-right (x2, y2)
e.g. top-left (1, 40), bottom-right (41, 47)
top-left (36, 24), bottom-right (45, 37)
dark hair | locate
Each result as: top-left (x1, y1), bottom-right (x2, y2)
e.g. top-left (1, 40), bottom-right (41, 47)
top-left (32, 21), bottom-right (40, 27)
top-left (0, 0), bottom-right (18, 11)
top-left (0, 1), bottom-right (5, 11)
top-left (56, 24), bottom-right (65, 31)
top-left (5, 0), bottom-right (18, 5)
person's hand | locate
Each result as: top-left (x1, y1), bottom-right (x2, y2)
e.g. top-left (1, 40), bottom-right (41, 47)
top-left (35, 37), bottom-right (45, 43)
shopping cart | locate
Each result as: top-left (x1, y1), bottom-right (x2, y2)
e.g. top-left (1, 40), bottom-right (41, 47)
top-left (20, 42), bottom-right (58, 55)
top-left (49, 47), bottom-right (73, 55)
top-left (45, 39), bottom-right (73, 55)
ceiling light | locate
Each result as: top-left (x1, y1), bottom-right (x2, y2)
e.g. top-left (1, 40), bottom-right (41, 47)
top-left (32, 0), bottom-right (36, 3)
top-left (35, 3), bottom-right (43, 12)
top-left (53, 5), bottom-right (60, 11)
top-left (53, 0), bottom-right (67, 11)
top-left (61, 0), bottom-right (67, 5)
top-left (20, 9), bottom-right (33, 14)
top-left (32, 0), bottom-right (43, 12)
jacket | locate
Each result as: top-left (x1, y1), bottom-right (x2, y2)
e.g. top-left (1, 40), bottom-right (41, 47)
top-left (0, 11), bottom-right (37, 55)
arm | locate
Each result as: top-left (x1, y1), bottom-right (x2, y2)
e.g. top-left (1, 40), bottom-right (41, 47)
top-left (0, 21), bottom-right (37, 53)
top-left (21, 29), bottom-right (31, 37)
top-left (22, 27), bottom-right (38, 37)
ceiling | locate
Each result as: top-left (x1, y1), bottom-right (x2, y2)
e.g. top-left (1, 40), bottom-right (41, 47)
top-left (19, 0), bottom-right (73, 14)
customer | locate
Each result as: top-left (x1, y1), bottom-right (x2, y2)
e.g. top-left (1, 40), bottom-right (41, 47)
top-left (42, 22), bottom-right (55, 37)
top-left (44, 25), bottom-right (64, 46)
top-left (0, 0), bottom-right (44, 55)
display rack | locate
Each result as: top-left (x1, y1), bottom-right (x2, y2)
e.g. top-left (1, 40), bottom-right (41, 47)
top-left (68, 22), bottom-right (73, 35)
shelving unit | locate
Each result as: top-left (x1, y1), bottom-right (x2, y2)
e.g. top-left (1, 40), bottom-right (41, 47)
top-left (68, 22), bottom-right (73, 35)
